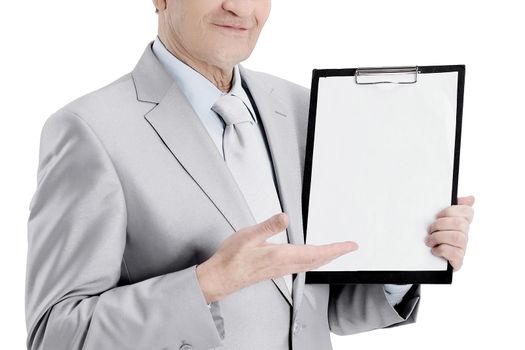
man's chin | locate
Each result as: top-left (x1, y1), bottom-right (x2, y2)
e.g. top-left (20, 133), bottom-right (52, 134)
top-left (210, 49), bottom-right (253, 67)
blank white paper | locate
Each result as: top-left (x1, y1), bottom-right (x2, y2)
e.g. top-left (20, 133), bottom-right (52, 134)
top-left (306, 71), bottom-right (458, 271)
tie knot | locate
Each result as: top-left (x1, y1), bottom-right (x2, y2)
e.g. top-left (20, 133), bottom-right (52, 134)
top-left (212, 94), bottom-right (254, 126)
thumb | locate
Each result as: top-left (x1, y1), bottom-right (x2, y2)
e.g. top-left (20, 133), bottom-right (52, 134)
top-left (457, 195), bottom-right (475, 206)
top-left (244, 212), bottom-right (289, 246)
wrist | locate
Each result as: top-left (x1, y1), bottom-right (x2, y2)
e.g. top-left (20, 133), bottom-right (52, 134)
top-left (196, 261), bottom-right (223, 304)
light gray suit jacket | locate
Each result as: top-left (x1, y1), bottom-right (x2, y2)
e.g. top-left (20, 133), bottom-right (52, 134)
top-left (26, 42), bottom-right (421, 350)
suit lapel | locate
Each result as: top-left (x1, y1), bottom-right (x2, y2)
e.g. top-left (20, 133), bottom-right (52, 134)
top-left (143, 84), bottom-right (258, 233)
top-left (133, 43), bottom-right (256, 233)
top-left (132, 43), bottom-right (304, 309)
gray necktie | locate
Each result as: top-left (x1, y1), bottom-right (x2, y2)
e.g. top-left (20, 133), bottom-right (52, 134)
top-left (212, 93), bottom-right (293, 296)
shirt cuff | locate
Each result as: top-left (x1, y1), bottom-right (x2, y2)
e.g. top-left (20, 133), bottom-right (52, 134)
top-left (383, 284), bottom-right (413, 306)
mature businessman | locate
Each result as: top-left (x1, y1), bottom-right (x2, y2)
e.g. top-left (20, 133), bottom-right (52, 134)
top-left (26, 0), bottom-right (475, 349)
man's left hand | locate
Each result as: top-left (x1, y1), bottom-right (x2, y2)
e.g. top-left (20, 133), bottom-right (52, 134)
top-left (425, 195), bottom-right (475, 271)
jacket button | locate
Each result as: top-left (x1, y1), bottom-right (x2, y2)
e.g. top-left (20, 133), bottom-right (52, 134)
top-left (180, 344), bottom-right (192, 350)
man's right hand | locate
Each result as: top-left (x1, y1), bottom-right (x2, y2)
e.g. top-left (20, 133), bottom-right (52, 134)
top-left (196, 212), bottom-right (359, 304)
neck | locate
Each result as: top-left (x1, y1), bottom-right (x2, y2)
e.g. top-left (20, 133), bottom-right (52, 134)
top-left (158, 33), bottom-right (233, 93)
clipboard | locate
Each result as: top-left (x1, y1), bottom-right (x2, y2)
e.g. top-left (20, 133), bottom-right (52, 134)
top-left (302, 65), bottom-right (465, 284)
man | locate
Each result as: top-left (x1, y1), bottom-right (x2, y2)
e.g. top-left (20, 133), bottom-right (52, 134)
top-left (25, 0), bottom-right (475, 349)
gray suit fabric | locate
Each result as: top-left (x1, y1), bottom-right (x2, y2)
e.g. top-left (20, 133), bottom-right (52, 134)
top-left (26, 41), bottom-right (421, 350)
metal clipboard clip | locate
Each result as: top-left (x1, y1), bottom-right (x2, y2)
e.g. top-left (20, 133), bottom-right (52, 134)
top-left (355, 66), bottom-right (419, 85)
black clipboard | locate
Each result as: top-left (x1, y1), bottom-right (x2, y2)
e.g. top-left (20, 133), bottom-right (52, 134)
top-left (302, 65), bottom-right (465, 284)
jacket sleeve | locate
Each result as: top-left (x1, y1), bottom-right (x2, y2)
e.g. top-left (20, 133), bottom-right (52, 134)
top-left (26, 111), bottom-right (224, 350)
top-left (328, 283), bottom-right (421, 336)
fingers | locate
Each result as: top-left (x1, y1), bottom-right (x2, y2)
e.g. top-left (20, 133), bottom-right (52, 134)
top-left (436, 204), bottom-right (474, 224)
top-left (457, 195), bottom-right (475, 206)
top-left (241, 212), bottom-right (289, 246)
top-left (313, 241), bottom-right (359, 268)
top-left (425, 230), bottom-right (468, 250)
top-left (429, 200), bottom-right (472, 273)
top-left (428, 216), bottom-right (470, 235)
top-left (277, 241), bottom-right (359, 272)
top-left (430, 243), bottom-right (465, 271)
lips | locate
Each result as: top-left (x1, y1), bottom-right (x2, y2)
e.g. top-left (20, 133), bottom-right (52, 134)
top-left (213, 23), bottom-right (251, 31)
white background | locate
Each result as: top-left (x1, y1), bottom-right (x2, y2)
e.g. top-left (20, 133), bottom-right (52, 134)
top-left (1, 0), bottom-right (523, 348)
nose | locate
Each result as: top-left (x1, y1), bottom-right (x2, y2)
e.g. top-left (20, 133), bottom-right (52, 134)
top-left (222, 0), bottom-right (255, 17)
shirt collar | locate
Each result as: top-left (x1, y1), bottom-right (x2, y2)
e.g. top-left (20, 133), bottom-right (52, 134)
top-left (152, 36), bottom-right (257, 124)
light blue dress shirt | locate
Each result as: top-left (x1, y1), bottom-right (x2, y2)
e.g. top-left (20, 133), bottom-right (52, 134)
top-left (151, 36), bottom-right (412, 307)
